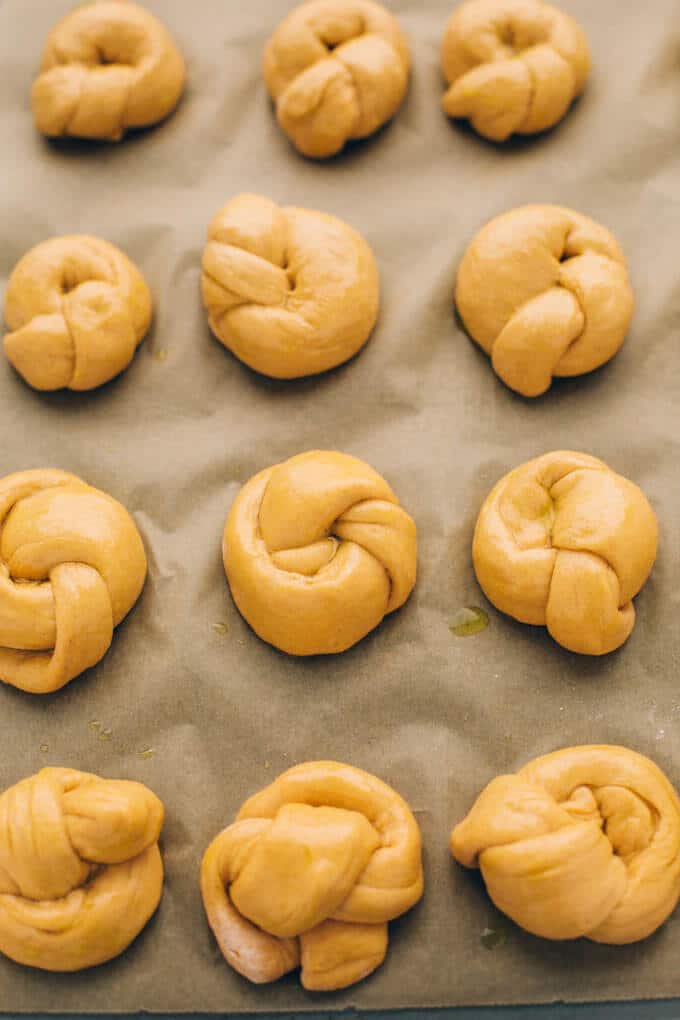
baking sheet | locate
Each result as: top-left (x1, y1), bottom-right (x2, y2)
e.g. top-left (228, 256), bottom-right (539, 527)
top-left (2, 0), bottom-right (680, 1011)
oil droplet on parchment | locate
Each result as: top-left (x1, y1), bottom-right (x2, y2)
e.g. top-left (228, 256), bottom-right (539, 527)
top-left (154, 348), bottom-right (168, 363)
top-left (480, 927), bottom-right (506, 950)
top-left (137, 748), bottom-right (155, 761)
top-left (39, 743), bottom-right (49, 754)
top-left (88, 720), bottom-right (102, 732)
top-left (212, 622), bottom-right (229, 634)
top-left (450, 607), bottom-right (489, 637)
top-left (98, 728), bottom-right (113, 742)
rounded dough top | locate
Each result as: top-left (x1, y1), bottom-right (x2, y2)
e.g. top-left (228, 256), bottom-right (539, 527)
top-left (32, 1), bottom-right (186, 141)
top-left (451, 745), bottom-right (680, 944)
top-left (441, 0), bottom-right (591, 141)
top-left (202, 194), bottom-right (379, 379)
top-left (472, 450), bottom-right (657, 655)
top-left (0, 468), bottom-right (147, 693)
top-left (0, 766), bottom-right (163, 971)
top-left (263, 0), bottom-right (410, 158)
top-left (4, 235), bottom-right (152, 392)
top-left (201, 760), bottom-right (423, 990)
top-left (222, 450), bottom-right (417, 655)
top-left (456, 205), bottom-right (633, 397)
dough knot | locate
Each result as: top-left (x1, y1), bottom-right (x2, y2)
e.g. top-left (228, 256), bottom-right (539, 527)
top-left (456, 205), bottom-right (634, 397)
top-left (201, 761), bottom-right (423, 990)
top-left (4, 236), bottom-right (152, 392)
top-left (0, 767), bottom-right (163, 971)
top-left (263, 0), bottom-right (410, 158)
top-left (222, 450), bottom-right (417, 655)
top-left (201, 194), bottom-right (379, 379)
top-left (451, 745), bottom-right (680, 944)
top-left (0, 469), bottom-right (147, 693)
top-left (441, 0), bottom-right (591, 141)
top-left (473, 451), bottom-right (657, 654)
top-left (31, 1), bottom-right (186, 141)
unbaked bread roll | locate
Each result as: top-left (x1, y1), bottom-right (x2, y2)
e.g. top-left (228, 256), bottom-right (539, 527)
top-left (32, 1), bottom-right (186, 141)
top-left (456, 206), bottom-right (633, 397)
top-left (0, 469), bottom-right (147, 693)
top-left (473, 451), bottom-right (657, 655)
top-left (0, 767), bottom-right (163, 971)
top-left (4, 236), bottom-right (152, 392)
top-left (223, 450), bottom-right (417, 655)
top-left (202, 193), bottom-right (379, 379)
top-left (263, 0), bottom-right (410, 158)
top-left (201, 761), bottom-right (423, 991)
top-left (441, 0), bottom-right (590, 141)
top-left (451, 745), bottom-right (680, 944)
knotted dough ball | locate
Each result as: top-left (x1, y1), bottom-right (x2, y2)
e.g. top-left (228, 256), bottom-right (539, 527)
top-left (223, 451), bottom-right (417, 655)
top-left (263, 0), bottom-right (410, 158)
top-left (441, 0), bottom-right (590, 141)
top-left (456, 205), bottom-right (633, 397)
top-left (32, 1), bottom-right (186, 141)
top-left (201, 761), bottom-right (423, 991)
top-left (451, 745), bottom-right (680, 944)
top-left (202, 193), bottom-right (379, 379)
top-left (0, 767), bottom-right (163, 971)
top-left (473, 451), bottom-right (657, 655)
top-left (4, 236), bottom-right (152, 392)
top-left (0, 469), bottom-right (147, 693)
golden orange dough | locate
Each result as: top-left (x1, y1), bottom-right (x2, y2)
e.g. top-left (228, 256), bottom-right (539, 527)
top-left (201, 193), bottom-right (380, 380)
top-left (263, 0), bottom-right (410, 158)
top-left (223, 450), bottom-right (417, 655)
top-left (4, 236), bottom-right (152, 392)
top-left (451, 745), bottom-right (680, 944)
top-left (0, 469), bottom-right (147, 694)
top-left (201, 761), bottom-right (423, 991)
top-left (456, 205), bottom-right (633, 397)
top-left (441, 0), bottom-right (591, 141)
top-left (31, 1), bottom-right (186, 141)
top-left (473, 452), bottom-right (658, 655)
top-left (0, 767), bottom-right (163, 971)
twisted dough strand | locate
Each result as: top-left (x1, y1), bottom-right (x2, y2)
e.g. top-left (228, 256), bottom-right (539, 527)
top-left (223, 451), bottom-right (417, 655)
top-left (456, 206), bottom-right (634, 397)
top-left (4, 236), bottom-right (152, 392)
top-left (451, 746), bottom-right (680, 944)
top-left (473, 451), bottom-right (658, 654)
top-left (201, 761), bottom-right (423, 990)
top-left (0, 469), bottom-right (147, 693)
top-left (0, 767), bottom-right (163, 971)
top-left (202, 194), bottom-right (379, 379)
top-left (263, 0), bottom-right (410, 158)
top-left (32, 1), bottom-right (186, 141)
top-left (441, 0), bottom-right (590, 141)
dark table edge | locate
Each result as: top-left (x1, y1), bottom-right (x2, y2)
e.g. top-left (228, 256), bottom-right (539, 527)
top-left (4, 1003), bottom-right (680, 1019)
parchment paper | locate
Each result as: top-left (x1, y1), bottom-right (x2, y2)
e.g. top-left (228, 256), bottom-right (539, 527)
top-left (1, 0), bottom-right (680, 1011)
